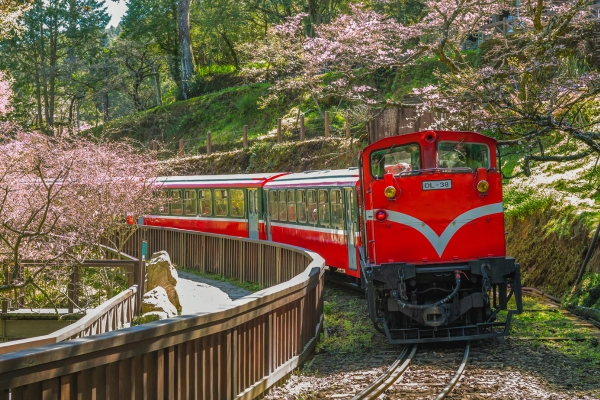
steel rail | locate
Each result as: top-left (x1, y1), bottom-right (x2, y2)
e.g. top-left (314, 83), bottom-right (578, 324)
top-left (351, 345), bottom-right (417, 400)
top-left (435, 342), bottom-right (470, 400)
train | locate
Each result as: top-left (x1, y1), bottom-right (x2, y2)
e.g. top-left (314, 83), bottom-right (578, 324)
top-left (143, 130), bottom-right (523, 343)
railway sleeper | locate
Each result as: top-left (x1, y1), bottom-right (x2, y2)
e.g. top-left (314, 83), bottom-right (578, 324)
top-left (364, 257), bottom-right (523, 343)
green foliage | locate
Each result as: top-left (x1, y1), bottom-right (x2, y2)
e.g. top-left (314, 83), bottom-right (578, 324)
top-left (503, 186), bottom-right (554, 220)
top-left (568, 273), bottom-right (600, 309)
top-left (506, 296), bottom-right (600, 368)
top-left (317, 286), bottom-right (381, 353)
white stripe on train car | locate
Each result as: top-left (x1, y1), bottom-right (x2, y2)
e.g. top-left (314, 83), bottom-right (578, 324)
top-left (366, 203), bottom-right (503, 257)
top-left (148, 215), bottom-right (246, 224)
top-left (270, 222), bottom-right (345, 236)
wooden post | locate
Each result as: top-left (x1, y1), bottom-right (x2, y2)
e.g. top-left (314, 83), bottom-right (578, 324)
top-left (324, 111), bottom-right (330, 137)
top-left (277, 119), bottom-right (282, 143)
top-left (135, 240), bottom-right (147, 316)
top-left (206, 131), bottom-right (211, 155)
top-left (243, 125), bottom-right (248, 149)
top-left (152, 141), bottom-right (157, 152)
top-left (345, 111), bottom-right (351, 138)
top-left (178, 139), bottom-right (184, 157)
top-left (502, 17), bottom-right (507, 37)
top-left (300, 115), bottom-right (305, 140)
top-left (68, 266), bottom-right (79, 314)
top-left (1, 269), bottom-right (8, 314)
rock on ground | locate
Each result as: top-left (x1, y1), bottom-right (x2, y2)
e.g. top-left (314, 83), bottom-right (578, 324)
top-left (141, 287), bottom-right (178, 318)
top-left (145, 251), bottom-right (182, 314)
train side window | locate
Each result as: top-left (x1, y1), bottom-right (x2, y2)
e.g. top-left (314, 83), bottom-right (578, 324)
top-left (184, 190), bottom-right (197, 215)
top-left (230, 189), bottom-right (245, 217)
top-left (296, 190), bottom-right (307, 223)
top-left (214, 189), bottom-right (228, 216)
top-left (199, 190), bottom-right (212, 216)
top-left (278, 190), bottom-right (287, 221)
top-left (331, 189), bottom-right (343, 228)
top-left (159, 190), bottom-right (170, 215)
top-left (170, 190), bottom-right (182, 215)
top-left (308, 189), bottom-right (317, 224)
top-left (318, 189), bottom-right (330, 225)
top-left (287, 190), bottom-right (296, 222)
top-left (371, 143), bottom-right (421, 177)
top-left (438, 141), bottom-right (490, 169)
top-left (269, 190), bottom-right (278, 221)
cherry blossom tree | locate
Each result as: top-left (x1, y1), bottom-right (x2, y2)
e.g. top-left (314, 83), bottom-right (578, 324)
top-left (414, 0), bottom-right (600, 174)
top-left (0, 130), bottom-right (162, 310)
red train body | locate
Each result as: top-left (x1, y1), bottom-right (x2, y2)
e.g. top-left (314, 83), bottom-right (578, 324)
top-left (144, 130), bottom-right (522, 343)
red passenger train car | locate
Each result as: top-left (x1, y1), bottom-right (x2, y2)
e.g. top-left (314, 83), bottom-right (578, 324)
top-left (144, 130), bottom-right (522, 343)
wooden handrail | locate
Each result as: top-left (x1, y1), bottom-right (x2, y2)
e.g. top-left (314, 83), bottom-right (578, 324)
top-left (0, 286), bottom-right (137, 356)
top-left (0, 228), bottom-right (325, 400)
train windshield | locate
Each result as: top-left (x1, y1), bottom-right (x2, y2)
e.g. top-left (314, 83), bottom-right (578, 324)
top-left (370, 143), bottom-right (421, 177)
top-left (438, 141), bottom-right (490, 170)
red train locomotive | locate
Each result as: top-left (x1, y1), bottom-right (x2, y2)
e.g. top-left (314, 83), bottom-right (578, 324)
top-left (144, 130), bottom-right (523, 343)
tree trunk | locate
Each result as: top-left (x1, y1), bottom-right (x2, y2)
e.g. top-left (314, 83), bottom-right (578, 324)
top-left (178, 0), bottom-right (195, 99)
top-left (218, 29), bottom-right (239, 70)
top-left (103, 66), bottom-right (109, 122)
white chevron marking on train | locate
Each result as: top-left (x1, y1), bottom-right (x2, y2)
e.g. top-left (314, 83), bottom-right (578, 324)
top-left (366, 203), bottom-right (504, 257)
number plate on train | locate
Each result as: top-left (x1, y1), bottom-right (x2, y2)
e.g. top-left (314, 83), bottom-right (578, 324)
top-left (422, 180), bottom-right (452, 191)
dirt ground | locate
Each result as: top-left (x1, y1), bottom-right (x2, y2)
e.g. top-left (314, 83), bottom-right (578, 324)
top-left (265, 284), bottom-right (600, 400)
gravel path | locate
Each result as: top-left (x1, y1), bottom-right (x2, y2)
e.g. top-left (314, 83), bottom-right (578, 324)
top-left (175, 270), bottom-right (252, 315)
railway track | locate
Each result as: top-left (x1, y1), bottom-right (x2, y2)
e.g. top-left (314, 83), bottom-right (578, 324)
top-left (351, 342), bottom-right (470, 400)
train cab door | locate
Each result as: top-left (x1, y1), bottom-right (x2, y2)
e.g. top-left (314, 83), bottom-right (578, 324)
top-left (247, 189), bottom-right (259, 240)
top-left (344, 188), bottom-right (358, 271)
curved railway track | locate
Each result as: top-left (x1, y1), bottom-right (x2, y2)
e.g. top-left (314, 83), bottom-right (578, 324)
top-left (351, 342), bottom-right (470, 400)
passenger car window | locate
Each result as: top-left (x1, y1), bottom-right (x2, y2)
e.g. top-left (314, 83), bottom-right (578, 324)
top-left (438, 141), bottom-right (490, 169)
top-left (170, 190), bottom-right (182, 215)
top-left (331, 189), bottom-right (343, 228)
top-left (184, 190), bottom-right (197, 215)
top-left (214, 189), bottom-right (228, 216)
top-left (296, 190), bottom-right (307, 223)
top-left (287, 190), bottom-right (296, 222)
top-left (230, 189), bottom-right (245, 217)
top-left (199, 190), bottom-right (212, 216)
top-left (269, 190), bottom-right (278, 221)
top-left (371, 143), bottom-right (421, 177)
top-left (318, 189), bottom-right (330, 225)
top-left (308, 189), bottom-right (317, 224)
top-left (159, 190), bottom-right (169, 215)
top-left (278, 190), bottom-right (287, 221)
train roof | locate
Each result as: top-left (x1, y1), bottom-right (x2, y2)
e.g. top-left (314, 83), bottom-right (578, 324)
top-left (265, 168), bottom-right (359, 188)
top-left (156, 172), bottom-right (288, 188)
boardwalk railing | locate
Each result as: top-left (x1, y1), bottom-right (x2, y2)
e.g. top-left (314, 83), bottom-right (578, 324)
top-left (0, 227), bottom-right (325, 400)
top-left (0, 286), bottom-right (138, 356)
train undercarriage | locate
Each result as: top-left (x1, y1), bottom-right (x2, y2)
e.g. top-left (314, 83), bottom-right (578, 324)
top-left (363, 257), bottom-right (523, 343)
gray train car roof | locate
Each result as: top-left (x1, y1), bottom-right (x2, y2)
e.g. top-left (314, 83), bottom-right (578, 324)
top-left (265, 168), bottom-right (359, 188)
top-left (156, 173), bottom-right (287, 188)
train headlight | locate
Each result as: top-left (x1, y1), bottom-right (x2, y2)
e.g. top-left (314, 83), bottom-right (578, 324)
top-left (384, 186), bottom-right (396, 199)
top-left (477, 180), bottom-right (489, 193)
top-left (375, 210), bottom-right (388, 222)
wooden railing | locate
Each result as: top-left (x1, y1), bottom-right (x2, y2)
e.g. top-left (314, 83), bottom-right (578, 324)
top-left (0, 285), bottom-right (138, 356)
top-left (0, 227), bottom-right (325, 400)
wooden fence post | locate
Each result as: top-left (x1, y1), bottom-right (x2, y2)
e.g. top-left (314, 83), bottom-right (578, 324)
top-left (207, 131), bottom-right (211, 155)
top-left (179, 139), bottom-right (184, 157)
top-left (135, 240), bottom-right (147, 316)
top-left (68, 267), bottom-right (79, 314)
top-left (300, 115), bottom-right (305, 140)
top-left (152, 141), bottom-right (157, 152)
top-left (243, 125), bottom-right (248, 149)
top-left (277, 119), bottom-right (282, 143)
top-left (502, 17), bottom-right (508, 37)
top-left (324, 111), bottom-right (330, 137)
top-left (345, 112), bottom-right (351, 138)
